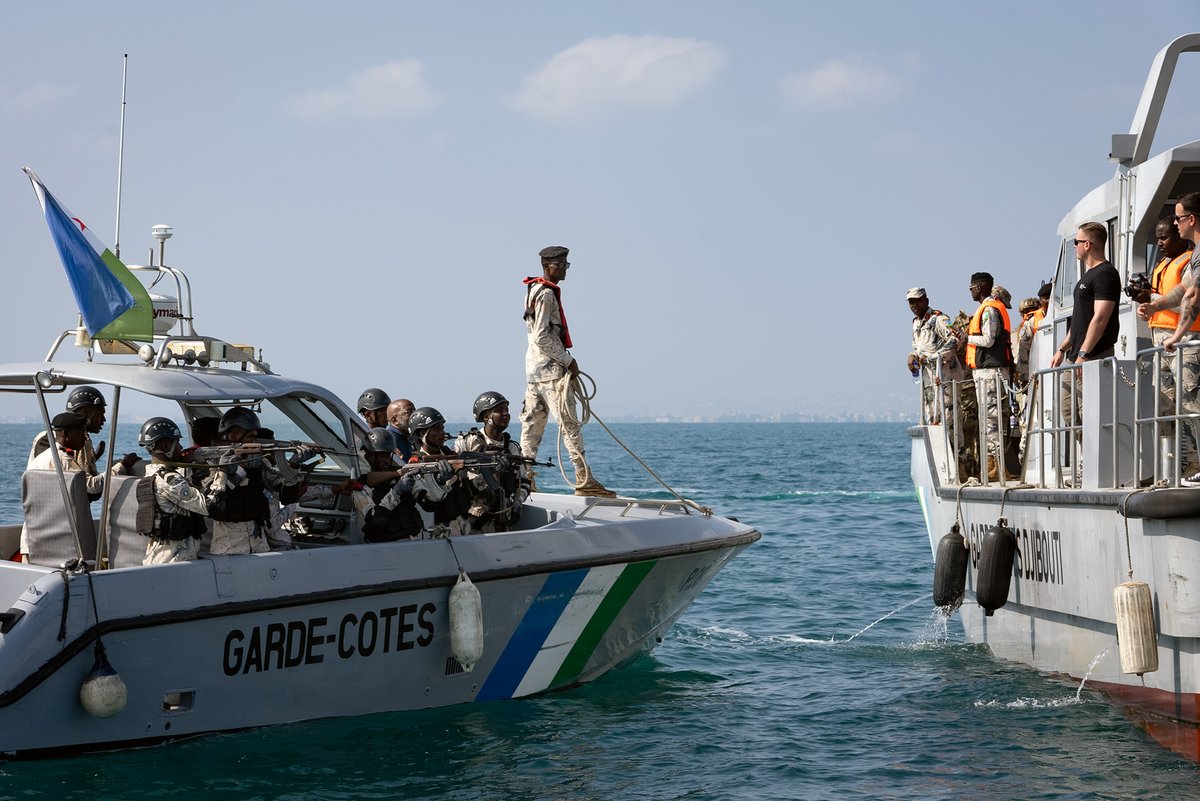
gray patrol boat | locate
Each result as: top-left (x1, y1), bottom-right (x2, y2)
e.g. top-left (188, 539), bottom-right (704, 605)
top-left (0, 239), bottom-right (759, 757)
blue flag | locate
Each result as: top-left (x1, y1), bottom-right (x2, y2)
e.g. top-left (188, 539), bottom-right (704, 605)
top-left (24, 167), bottom-right (152, 341)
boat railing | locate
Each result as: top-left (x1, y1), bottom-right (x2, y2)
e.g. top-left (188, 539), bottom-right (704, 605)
top-left (923, 339), bottom-right (1200, 490)
top-left (572, 497), bottom-right (694, 520)
top-left (1132, 339), bottom-right (1200, 486)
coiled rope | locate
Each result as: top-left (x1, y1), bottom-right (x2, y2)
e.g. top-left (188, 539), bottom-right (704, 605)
top-left (550, 370), bottom-right (712, 516)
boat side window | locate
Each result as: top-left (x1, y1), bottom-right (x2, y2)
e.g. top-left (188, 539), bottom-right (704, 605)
top-left (1053, 237), bottom-right (1080, 309)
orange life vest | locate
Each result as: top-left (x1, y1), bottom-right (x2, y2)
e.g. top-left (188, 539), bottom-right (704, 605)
top-left (1030, 307), bottom-right (1046, 329)
top-left (1149, 249), bottom-right (1199, 331)
top-left (966, 298), bottom-right (1012, 370)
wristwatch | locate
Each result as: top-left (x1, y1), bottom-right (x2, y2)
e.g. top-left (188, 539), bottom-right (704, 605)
top-left (1078, 350), bottom-right (1089, 360)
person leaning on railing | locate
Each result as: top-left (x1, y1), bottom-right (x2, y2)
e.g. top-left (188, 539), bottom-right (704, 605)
top-left (905, 287), bottom-right (963, 425)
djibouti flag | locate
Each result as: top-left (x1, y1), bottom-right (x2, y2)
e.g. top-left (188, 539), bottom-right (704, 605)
top-left (23, 167), bottom-right (153, 341)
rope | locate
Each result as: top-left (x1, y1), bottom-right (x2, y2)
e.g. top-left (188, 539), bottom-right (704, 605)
top-left (551, 370), bottom-right (712, 516)
top-left (1119, 482), bottom-right (1166, 580)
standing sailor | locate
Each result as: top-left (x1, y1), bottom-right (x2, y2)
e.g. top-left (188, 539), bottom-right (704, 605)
top-left (966, 272), bottom-right (1014, 481)
top-left (905, 287), bottom-right (962, 424)
top-left (27, 385), bottom-right (120, 487)
top-left (1135, 217), bottom-right (1199, 477)
top-left (519, 245), bottom-right (614, 497)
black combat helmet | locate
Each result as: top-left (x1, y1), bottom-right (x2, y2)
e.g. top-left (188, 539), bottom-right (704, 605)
top-left (357, 388), bottom-right (391, 414)
top-left (218, 406), bottom-right (261, 436)
top-left (139, 417), bottom-right (182, 448)
top-left (408, 407), bottom-right (445, 434)
top-left (472, 391), bottom-right (508, 422)
top-left (66, 385), bottom-right (106, 411)
top-left (362, 427), bottom-right (398, 454)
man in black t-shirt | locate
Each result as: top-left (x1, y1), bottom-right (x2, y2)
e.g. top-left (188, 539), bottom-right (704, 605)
top-left (1050, 222), bottom-right (1120, 477)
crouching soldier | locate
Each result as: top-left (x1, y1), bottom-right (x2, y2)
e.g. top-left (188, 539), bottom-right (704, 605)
top-left (205, 406), bottom-right (306, 555)
top-left (408, 407), bottom-right (473, 537)
top-left (344, 428), bottom-right (424, 542)
top-left (137, 417), bottom-right (220, 565)
top-left (454, 391), bottom-right (530, 532)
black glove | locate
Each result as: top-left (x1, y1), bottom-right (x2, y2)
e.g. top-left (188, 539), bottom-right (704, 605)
top-left (291, 445), bottom-right (320, 465)
top-left (436, 461), bottom-right (454, 481)
top-left (94, 441), bottom-right (106, 460)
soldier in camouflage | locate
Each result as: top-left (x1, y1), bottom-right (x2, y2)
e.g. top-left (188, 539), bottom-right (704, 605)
top-left (906, 287), bottom-right (963, 425)
top-left (520, 245), bottom-right (615, 497)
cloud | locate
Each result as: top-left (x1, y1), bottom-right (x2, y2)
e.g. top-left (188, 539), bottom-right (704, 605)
top-left (780, 55), bottom-right (908, 110)
top-left (0, 82), bottom-right (72, 116)
top-left (285, 60), bottom-right (441, 121)
top-left (510, 34), bottom-right (726, 122)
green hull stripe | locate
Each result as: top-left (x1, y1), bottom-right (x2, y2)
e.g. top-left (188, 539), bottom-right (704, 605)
top-left (551, 559), bottom-right (657, 686)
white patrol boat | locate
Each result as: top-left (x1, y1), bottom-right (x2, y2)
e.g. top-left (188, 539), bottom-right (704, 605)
top-left (911, 34), bottom-right (1200, 760)
top-left (0, 233), bottom-right (759, 758)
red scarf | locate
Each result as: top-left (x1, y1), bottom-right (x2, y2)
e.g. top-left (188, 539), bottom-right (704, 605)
top-left (523, 276), bottom-right (573, 348)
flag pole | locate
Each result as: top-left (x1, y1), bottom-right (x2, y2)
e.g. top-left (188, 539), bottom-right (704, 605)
top-left (113, 54), bottom-right (128, 260)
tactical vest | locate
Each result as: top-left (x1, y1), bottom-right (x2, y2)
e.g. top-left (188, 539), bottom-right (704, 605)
top-left (209, 467), bottom-right (270, 524)
top-left (966, 299), bottom-right (1012, 370)
top-left (1149, 250), bottom-right (1199, 330)
top-left (136, 475), bottom-right (208, 541)
top-left (362, 479), bottom-right (423, 542)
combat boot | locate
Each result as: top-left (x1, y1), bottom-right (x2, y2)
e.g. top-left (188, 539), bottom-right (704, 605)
top-left (575, 477), bottom-right (617, 498)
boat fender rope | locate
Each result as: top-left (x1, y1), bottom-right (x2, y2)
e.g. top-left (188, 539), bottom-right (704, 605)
top-left (1119, 482), bottom-right (1167, 579)
top-left (554, 370), bottom-right (712, 516)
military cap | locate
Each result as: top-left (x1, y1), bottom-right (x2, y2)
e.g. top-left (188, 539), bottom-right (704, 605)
top-left (991, 285), bottom-right (1012, 308)
top-left (905, 287), bottom-right (927, 301)
top-left (970, 271), bottom-right (994, 285)
top-left (539, 246), bottom-right (569, 262)
top-left (1019, 297), bottom-right (1040, 314)
top-left (50, 412), bottom-right (88, 430)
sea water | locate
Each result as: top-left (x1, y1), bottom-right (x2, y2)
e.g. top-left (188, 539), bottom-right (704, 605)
top-left (0, 422), bottom-right (1197, 800)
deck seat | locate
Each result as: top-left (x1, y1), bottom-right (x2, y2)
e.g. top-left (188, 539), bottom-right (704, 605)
top-left (104, 474), bottom-right (152, 568)
top-left (21, 470), bottom-right (97, 567)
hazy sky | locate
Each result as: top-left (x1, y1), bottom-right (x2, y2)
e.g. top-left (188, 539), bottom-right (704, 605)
top-left (4, 2), bottom-right (1200, 420)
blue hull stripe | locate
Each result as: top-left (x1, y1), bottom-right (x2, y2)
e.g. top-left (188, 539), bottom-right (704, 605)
top-left (476, 569), bottom-right (590, 701)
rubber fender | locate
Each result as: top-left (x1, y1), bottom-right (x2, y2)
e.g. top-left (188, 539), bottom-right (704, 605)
top-left (1122, 488), bottom-right (1200, 520)
top-left (449, 571), bottom-right (484, 672)
top-left (1114, 581), bottom-right (1159, 675)
top-left (976, 523), bottom-right (1018, 616)
top-left (933, 526), bottom-right (969, 612)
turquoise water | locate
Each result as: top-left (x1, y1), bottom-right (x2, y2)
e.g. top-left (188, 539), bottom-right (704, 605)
top-left (1, 422), bottom-right (1198, 800)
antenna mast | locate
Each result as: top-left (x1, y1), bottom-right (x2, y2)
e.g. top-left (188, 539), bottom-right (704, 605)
top-left (113, 54), bottom-right (128, 259)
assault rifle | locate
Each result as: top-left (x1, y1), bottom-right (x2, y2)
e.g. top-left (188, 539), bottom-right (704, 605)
top-left (175, 441), bottom-right (354, 483)
top-left (362, 453), bottom-right (551, 489)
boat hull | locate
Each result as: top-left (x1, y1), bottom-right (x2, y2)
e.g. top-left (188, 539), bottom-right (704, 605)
top-left (911, 425), bottom-right (1200, 758)
top-left (0, 507), bottom-right (758, 757)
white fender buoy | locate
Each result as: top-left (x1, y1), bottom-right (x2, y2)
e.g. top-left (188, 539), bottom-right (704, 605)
top-left (79, 643), bottom-right (127, 718)
top-left (449, 571), bottom-right (484, 672)
top-left (1114, 581), bottom-right (1159, 676)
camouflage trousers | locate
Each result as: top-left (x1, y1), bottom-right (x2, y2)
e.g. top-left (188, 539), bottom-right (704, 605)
top-left (973, 368), bottom-right (1010, 457)
top-left (519, 378), bottom-right (588, 481)
top-left (1153, 328), bottom-right (1200, 471)
top-left (948, 378), bottom-right (980, 481)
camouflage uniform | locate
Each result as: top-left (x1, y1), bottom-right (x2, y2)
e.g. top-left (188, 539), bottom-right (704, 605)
top-left (1152, 327), bottom-right (1200, 470)
top-left (910, 308), bottom-right (963, 424)
top-left (966, 303), bottom-right (1011, 470)
top-left (454, 428), bottom-right (528, 533)
top-left (520, 279), bottom-right (589, 481)
top-left (142, 462), bottom-right (211, 565)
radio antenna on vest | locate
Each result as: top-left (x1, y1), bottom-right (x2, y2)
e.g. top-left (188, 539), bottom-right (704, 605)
top-left (113, 54), bottom-right (129, 259)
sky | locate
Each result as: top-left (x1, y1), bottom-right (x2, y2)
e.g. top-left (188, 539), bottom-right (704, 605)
top-left (3, 2), bottom-right (1200, 421)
